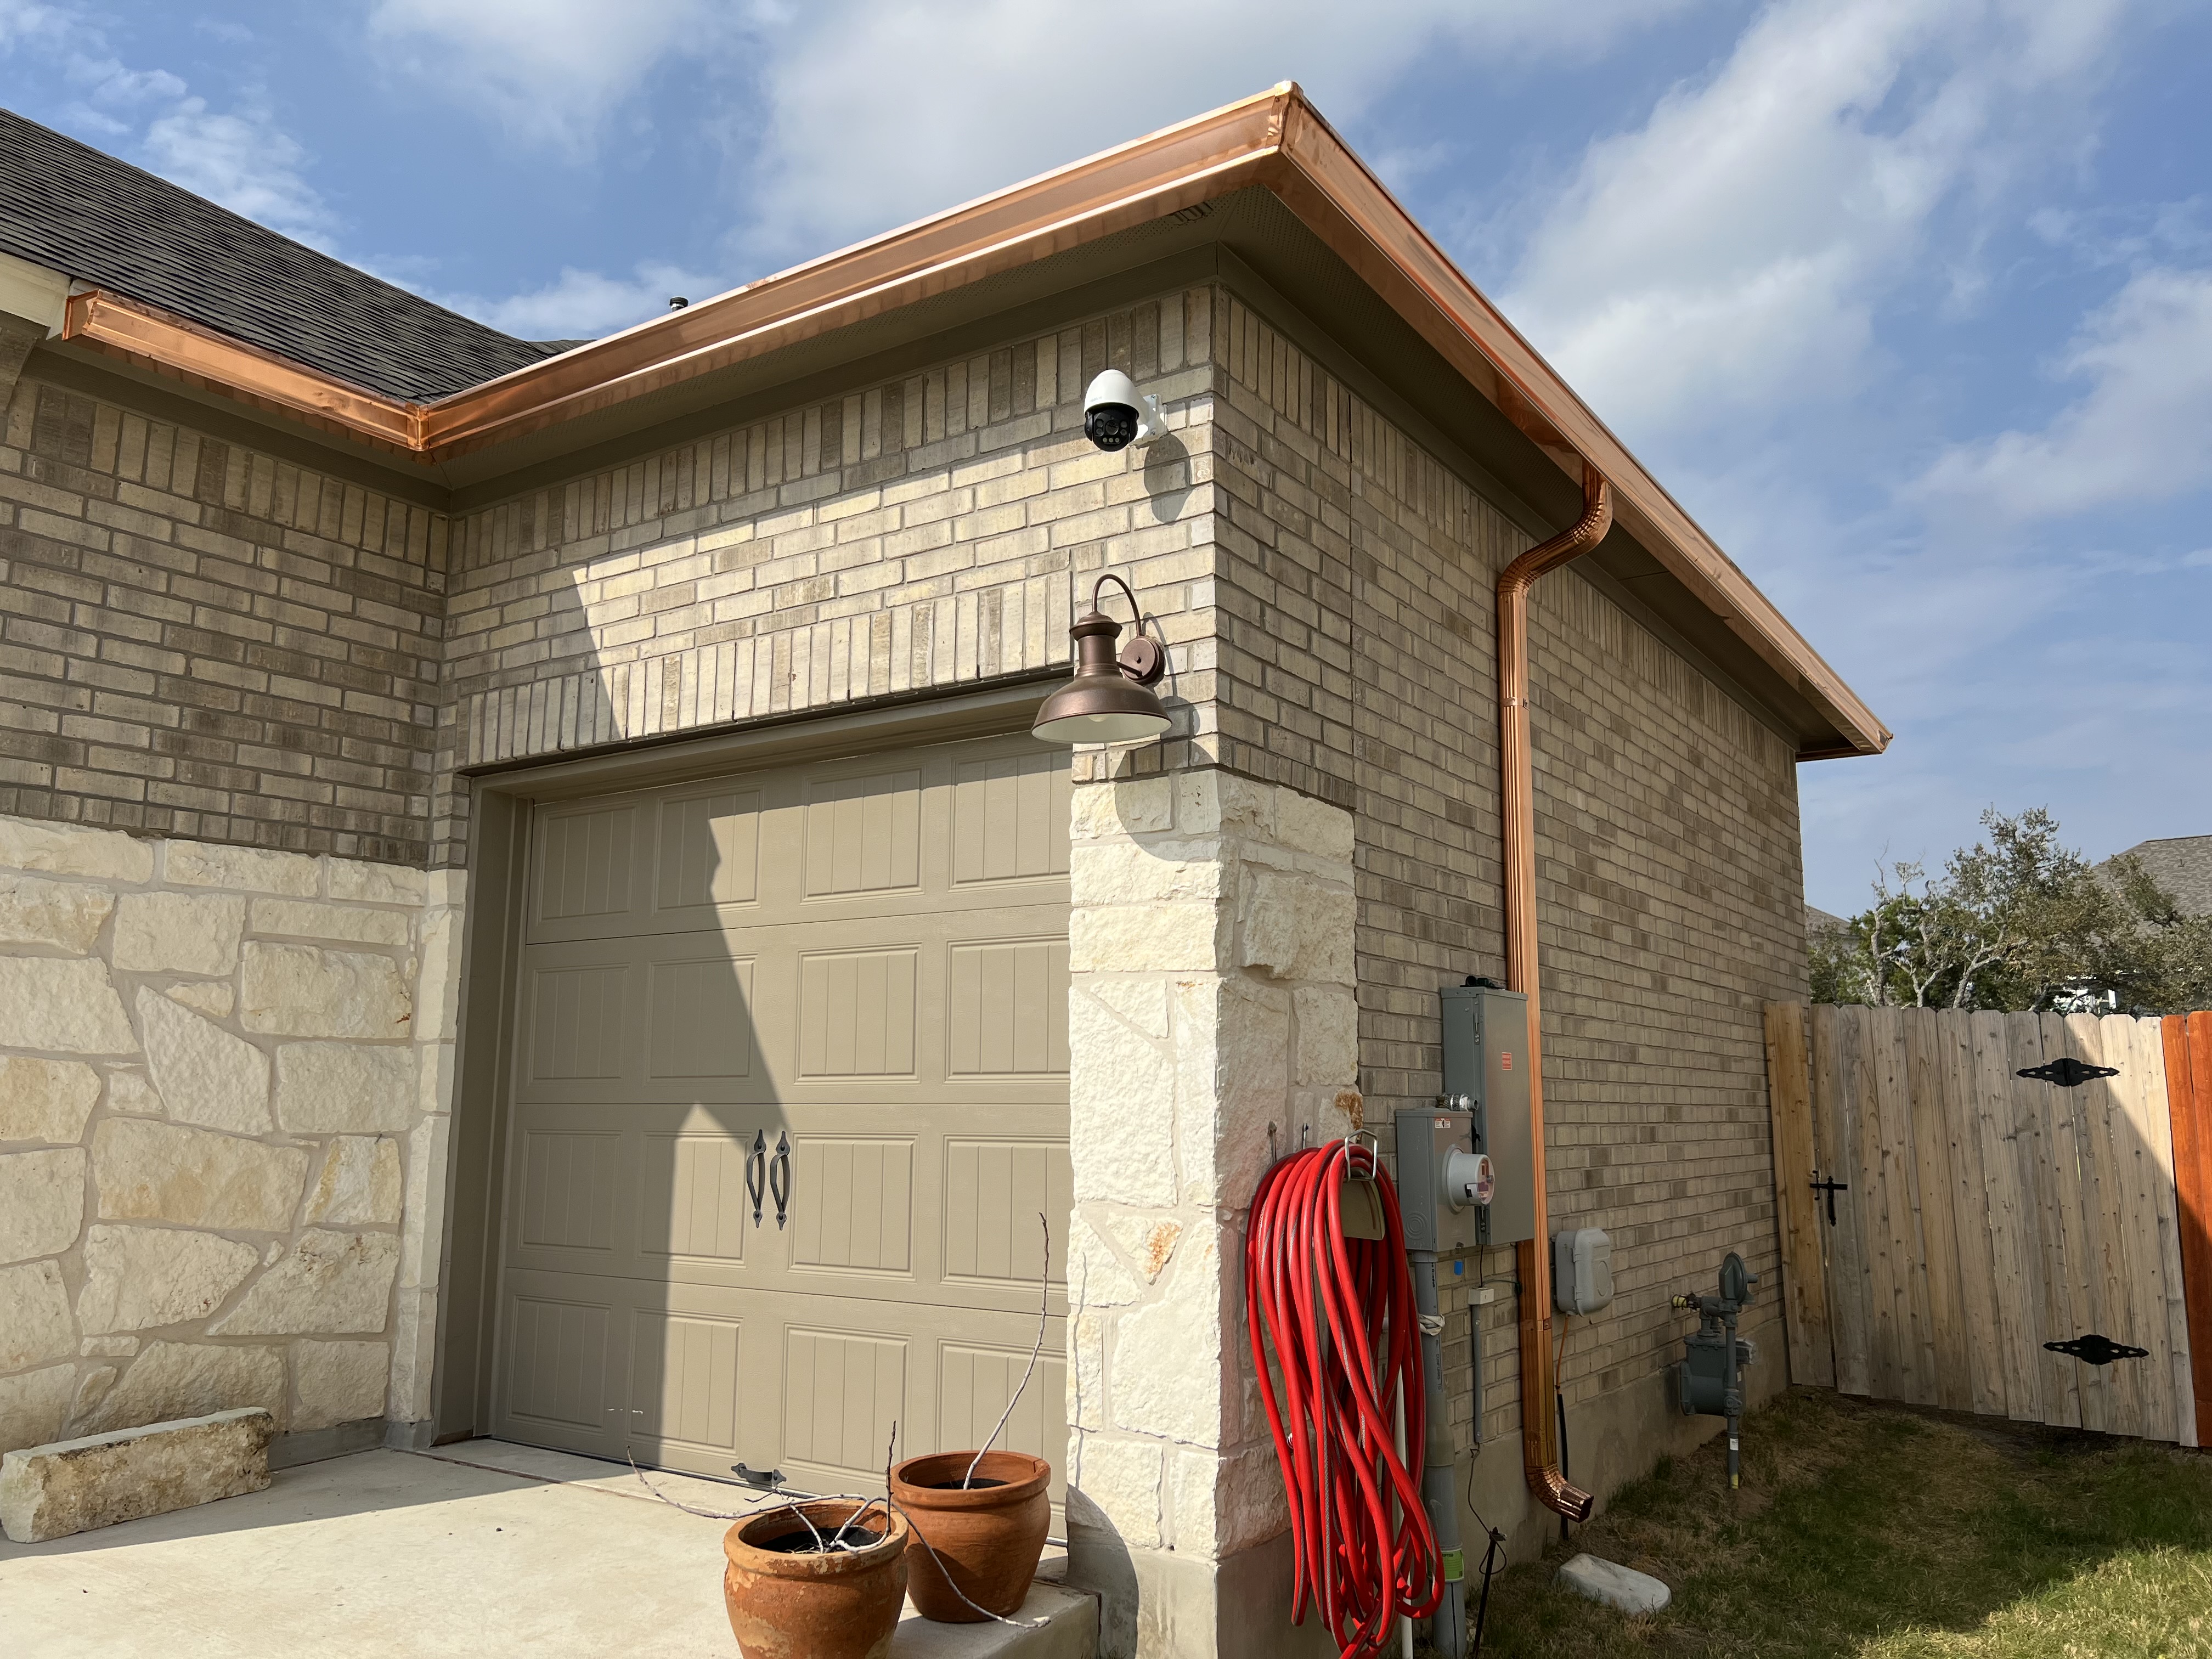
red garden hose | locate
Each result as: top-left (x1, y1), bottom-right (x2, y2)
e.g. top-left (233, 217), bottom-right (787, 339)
top-left (1245, 1139), bottom-right (1444, 1659)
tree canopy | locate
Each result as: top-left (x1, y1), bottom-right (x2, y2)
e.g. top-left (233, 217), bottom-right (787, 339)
top-left (1809, 808), bottom-right (2212, 1014)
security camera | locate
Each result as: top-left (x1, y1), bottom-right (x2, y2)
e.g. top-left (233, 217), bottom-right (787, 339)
top-left (1082, 369), bottom-right (1163, 453)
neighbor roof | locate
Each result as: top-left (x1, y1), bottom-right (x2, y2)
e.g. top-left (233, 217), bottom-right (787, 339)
top-left (2109, 836), bottom-right (2212, 917)
top-left (0, 107), bottom-right (558, 400)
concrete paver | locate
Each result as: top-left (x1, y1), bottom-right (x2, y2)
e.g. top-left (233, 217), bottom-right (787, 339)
top-left (0, 1442), bottom-right (1093, 1658)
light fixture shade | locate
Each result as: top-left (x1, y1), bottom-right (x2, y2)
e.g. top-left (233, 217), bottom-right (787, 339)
top-left (1032, 603), bottom-right (1171, 745)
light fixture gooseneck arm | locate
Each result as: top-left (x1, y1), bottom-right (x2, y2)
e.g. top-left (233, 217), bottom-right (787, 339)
top-left (1091, 571), bottom-right (1142, 624)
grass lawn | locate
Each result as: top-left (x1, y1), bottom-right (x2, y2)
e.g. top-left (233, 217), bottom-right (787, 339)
top-left (1471, 1387), bottom-right (2212, 1658)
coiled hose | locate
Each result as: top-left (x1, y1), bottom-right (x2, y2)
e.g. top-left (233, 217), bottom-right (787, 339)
top-left (1245, 1141), bottom-right (1444, 1659)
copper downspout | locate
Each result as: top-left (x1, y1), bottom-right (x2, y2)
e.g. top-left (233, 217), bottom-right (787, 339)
top-left (1498, 462), bottom-right (1612, 1522)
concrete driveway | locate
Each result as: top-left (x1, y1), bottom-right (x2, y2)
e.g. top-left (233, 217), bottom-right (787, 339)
top-left (0, 1439), bottom-right (1093, 1658)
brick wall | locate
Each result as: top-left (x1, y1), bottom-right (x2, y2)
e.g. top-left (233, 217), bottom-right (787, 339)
top-left (432, 290), bottom-right (1224, 862)
top-left (0, 379), bottom-right (443, 864)
top-left (1201, 290), bottom-right (1804, 1462)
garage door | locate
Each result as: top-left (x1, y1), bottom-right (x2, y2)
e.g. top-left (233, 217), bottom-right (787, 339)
top-left (492, 732), bottom-right (1071, 1505)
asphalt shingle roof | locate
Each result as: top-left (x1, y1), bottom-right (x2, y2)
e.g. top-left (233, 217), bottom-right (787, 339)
top-left (0, 107), bottom-right (560, 402)
top-left (2109, 836), bottom-right (2212, 918)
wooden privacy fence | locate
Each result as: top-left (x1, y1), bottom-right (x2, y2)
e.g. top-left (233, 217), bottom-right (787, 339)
top-left (1762, 1004), bottom-right (2212, 1447)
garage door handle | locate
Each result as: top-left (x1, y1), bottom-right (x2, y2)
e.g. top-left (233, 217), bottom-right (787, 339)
top-left (770, 1131), bottom-right (792, 1230)
top-left (746, 1130), bottom-right (766, 1227)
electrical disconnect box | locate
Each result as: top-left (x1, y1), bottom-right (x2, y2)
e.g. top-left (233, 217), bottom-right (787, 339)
top-left (1438, 983), bottom-right (1534, 1246)
top-left (1553, 1226), bottom-right (1615, 1314)
top-left (1392, 1107), bottom-right (1487, 1255)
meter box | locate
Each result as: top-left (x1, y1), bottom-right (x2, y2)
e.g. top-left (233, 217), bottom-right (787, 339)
top-left (1439, 984), bottom-right (1534, 1246)
top-left (1392, 1107), bottom-right (1488, 1254)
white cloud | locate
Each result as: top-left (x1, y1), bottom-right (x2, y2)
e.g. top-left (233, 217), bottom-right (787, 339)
top-left (141, 99), bottom-right (336, 244)
top-left (364, 0), bottom-right (741, 155)
top-left (1914, 266), bottom-right (2212, 518)
top-left (1497, 0), bottom-right (2130, 440)
top-left (424, 262), bottom-right (724, 341)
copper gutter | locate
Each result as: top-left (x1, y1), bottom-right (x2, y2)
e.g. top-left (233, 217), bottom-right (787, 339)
top-left (1499, 462), bottom-right (1612, 1522)
top-left (52, 81), bottom-right (1888, 759)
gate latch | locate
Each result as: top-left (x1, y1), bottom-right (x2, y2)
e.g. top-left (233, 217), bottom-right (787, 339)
top-left (1809, 1173), bottom-right (1848, 1226)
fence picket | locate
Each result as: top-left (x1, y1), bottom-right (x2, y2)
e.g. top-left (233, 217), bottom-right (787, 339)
top-left (1972, 1012), bottom-right (2044, 1422)
top-left (2009, 1013), bottom-right (2081, 1427)
top-left (1762, 1002), bottom-right (1833, 1386)
top-left (2051, 1013), bottom-right (2118, 1433)
top-left (1904, 1011), bottom-right (1968, 1410)
top-left (1813, 1005), bottom-right (1874, 1396)
top-left (1939, 1010), bottom-right (2006, 1417)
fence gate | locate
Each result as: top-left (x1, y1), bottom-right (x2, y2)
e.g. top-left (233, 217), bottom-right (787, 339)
top-left (1762, 1003), bottom-right (2211, 1445)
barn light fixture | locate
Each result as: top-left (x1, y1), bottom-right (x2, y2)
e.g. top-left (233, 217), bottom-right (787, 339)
top-left (1031, 573), bottom-right (1170, 744)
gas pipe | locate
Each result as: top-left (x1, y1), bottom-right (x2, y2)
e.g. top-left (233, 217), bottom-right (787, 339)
top-left (1245, 1138), bottom-right (1444, 1659)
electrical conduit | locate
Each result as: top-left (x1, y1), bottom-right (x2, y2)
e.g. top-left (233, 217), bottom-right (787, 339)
top-left (1497, 462), bottom-right (1612, 1523)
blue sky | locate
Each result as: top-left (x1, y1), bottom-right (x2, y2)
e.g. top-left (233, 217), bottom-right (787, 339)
top-left (3, 0), bottom-right (2208, 915)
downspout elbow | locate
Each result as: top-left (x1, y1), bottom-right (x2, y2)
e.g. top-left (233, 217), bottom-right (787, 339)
top-left (1497, 462), bottom-right (1611, 1522)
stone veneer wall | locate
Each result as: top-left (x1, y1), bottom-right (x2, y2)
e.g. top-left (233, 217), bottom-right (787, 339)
top-left (0, 814), bottom-right (460, 1458)
top-left (1201, 292), bottom-right (1805, 1520)
top-left (1065, 769), bottom-right (1356, 1657)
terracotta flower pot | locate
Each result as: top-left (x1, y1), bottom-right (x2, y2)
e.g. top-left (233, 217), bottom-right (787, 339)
top-left (721, 1498), bottom-right (910, 1659)
top-left (888, 1450), bottom-right (1052, 1622)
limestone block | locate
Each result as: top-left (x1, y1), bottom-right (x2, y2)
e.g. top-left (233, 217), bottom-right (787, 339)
top-left (137, 990), bottom-right (272, 1134)
top-left (307, 1136), bottom-right (403, 1226)
top-left (104, 1068), bottom-right (165, 1117)
top-left (77, 1341), bottom-right (284, 1436)
top-left (0, 1057), bottom-right (100, 1143)
top-left (71, 1365), bottom-right (116, 1430)
top-left (0, 1148), bottom-right (86, 1262)
top-left (1070, 842), bottom-right (1223, 907)
top-left (1066, 1215), bottom-right (1147, 1309)
top-left (1071, 777), bottom-right (1173, 839)
top-left (399, 1119), bottom-right (448, 1287)
top-left (1069, 1311), bottom-right (1108, 1431)
top-left (1272, 789), bottom-right (1355, 862)
top-left (167, 982), bottom-right (235, 1019)
top-left (77, 1226), bottom-right (258, 1335)
top-left (417, 1039), bottom-right (456, 1117)
top-left (1069, 1432), bottom-right (1163, 1550)
top-left (0, 1260), bottom-right (75, 1370)
top-left (1174, 974), bottom-right (1289, 1206)
top-left (1169, 1443), bottom-right (1289, 1558)
top-left (1070, 991), bottom-right (1177, 1207)
top-left (210, 1229), bottom-right (400, 1336)
top-left (92, 1120), bottom-right (307, 1232)
top-left (1082, 977), bottom-right (1172, 1040)
top-left (0, 1407), bottom-right (274, 1543)
top-left (81, 1335), bottom-right (136, 1357)
top-left (292, 1340), bottom-right (390, 1429)
top-left (1293, 986), bottom-right (1359, 1086)
top-left (1238, 871), bottom-right (1355, 985)
top-left (241, 944), bottom-right (412, 1039)
top-left (1558, 1553), bottom-right (1672, 1615)
top-left (274, 1043), bottom-right (414, 1134)
top-left (414, 906), bottom-right (462, 1041)
top-left (0, 873), bottom-right (115, 952)
top-left (1214, 774), bottom-right (1278, 839)
top-left (0, 957), bottom-right (138, 1053)
top-left (387, 1285), bottom-right (436, 1423)
top-left (1109, 1233), bottom-right (1229, 1446)
top-left (166, 840), bottom-right (318, 896)
top-left (327, 860), bottom-right (427, 905)
top-left (1103, 1213), bottom-right (1182, 1284)
top-left (0, 815), bottom-right (152, 883)
top-left (0, 1365), bottom-right (74, 1457)
top-left (250, 898), bottom-right (410, 950)
top-left (110, 891), bottom-right (247, 974)
top-left (1070, 902), bottom-right (1221, 975)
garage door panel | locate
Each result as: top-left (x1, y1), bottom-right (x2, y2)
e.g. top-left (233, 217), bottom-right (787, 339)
top-left (788, 1137), bottom-right (913, 1276)
top-left (496, 732), bottom-right (1068, 1484)
top-left (951, 750), bottom-right (1073, 885)
top-left (938, 1333), bottom-right (1069, 1520)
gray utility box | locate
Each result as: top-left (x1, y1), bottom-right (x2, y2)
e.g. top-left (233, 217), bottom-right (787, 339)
top-left (1394, 1107), bottom-right (1483, 1255)
top-left (1440, 984), bottom-right (1535, 1246)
